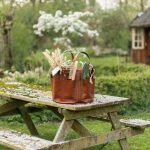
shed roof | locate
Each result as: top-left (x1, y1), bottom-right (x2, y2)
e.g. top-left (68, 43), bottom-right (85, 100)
top-left (130, 8), bottom-right (150, 28)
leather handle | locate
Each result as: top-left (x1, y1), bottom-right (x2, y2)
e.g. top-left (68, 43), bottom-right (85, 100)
top-left (63, 50), bottom-right (74, 60)
top-left (73, 51), bottom-right (90, 64)
top-left (63, 50), bottom-right (90, 64)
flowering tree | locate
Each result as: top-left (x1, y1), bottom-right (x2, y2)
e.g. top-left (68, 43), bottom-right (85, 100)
top-left (33, 10), bottom-right (99, 49)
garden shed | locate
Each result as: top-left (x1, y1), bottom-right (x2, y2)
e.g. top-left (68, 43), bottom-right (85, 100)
top-left (130, 8), bottom-right (150, 64)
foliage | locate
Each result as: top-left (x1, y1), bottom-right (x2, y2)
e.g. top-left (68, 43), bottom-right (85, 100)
top-left (94, 63), bottom-right (149, 76)
top-left (24, 51), bottom-right (49, 70)
top-left (95, 70), bottom-right (150, 112)
top-left (99, 8), bottom-right (131, 50)
top-left (15, 71), bottom-right (49, 86)
top-left (11, 21), bottom-right (36, 71)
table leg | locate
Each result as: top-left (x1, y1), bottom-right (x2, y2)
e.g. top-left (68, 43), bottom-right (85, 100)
top-left (50, 107), bottom-right (91, 137)
top-left (72, 120), bottom-right (91, 136)
top-left (108, 112), bottom-right (130, 150)
top-left (53, 118), bottom-right (74, 143)
top-left (18, 106), bottom-right (39, 136)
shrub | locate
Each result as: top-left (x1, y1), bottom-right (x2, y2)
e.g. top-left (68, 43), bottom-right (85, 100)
top-left (95, 70), bottom-right (150, 112)
top-left (24, 51), bottom-right (49, 71)
top-left (94, 63), bottom-right (149, 76)
top-left (15, 71), bottom-right (49, 86)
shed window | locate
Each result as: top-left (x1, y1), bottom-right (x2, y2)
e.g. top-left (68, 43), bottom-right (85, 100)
top-left (132, 28), bottom-right (144, 49)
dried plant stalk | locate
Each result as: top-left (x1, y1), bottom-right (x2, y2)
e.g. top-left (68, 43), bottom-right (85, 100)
top-left (43, 48), bottom-right (66, 69)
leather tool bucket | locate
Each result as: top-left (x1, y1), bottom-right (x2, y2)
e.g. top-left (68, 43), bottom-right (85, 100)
top-left (51, 52), bottom-right (95, 104)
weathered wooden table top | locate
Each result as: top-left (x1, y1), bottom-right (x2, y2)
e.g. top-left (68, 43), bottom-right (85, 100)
top-left (0, 82), bottom-right (129, 111)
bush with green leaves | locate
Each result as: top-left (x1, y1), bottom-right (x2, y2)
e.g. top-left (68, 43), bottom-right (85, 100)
top-left (99, 8), bottom-right (131, 50)
top-left (94, 63), bottom-right (149, 76)
top-left (95, 70), bottom-right (150, 112)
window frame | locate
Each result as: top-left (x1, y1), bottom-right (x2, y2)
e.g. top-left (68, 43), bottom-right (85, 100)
top-left (132, 28), bottom-right (144, 49)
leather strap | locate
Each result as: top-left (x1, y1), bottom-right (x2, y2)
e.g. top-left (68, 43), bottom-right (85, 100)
top-left (63, 50), bottom-right (74, 60)
top-left (73, 52), bottom-right (90, 64)
top-left (63, 50), bottom-right (90, 64)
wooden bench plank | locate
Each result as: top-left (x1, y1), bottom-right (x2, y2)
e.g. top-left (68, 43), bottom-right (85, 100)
top-left (42, 127), bottom-right (144, 150)
top-left (0, 128), bottom-right (53, 150)
top-left (120, 119), bottom-right (150, 129)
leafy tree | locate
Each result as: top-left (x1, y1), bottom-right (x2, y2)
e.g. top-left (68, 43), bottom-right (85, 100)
top-left (99, 8), bottom-right (131, 50)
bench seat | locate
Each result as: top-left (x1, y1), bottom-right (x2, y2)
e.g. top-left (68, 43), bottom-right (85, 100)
top-left (120, 119), bottom-right (150, 129)
top-left (0, 128), bottom-right (53, 150)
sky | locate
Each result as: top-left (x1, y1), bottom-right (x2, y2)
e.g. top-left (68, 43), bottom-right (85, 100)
top-left (97, 0), bottom-right (117, 9)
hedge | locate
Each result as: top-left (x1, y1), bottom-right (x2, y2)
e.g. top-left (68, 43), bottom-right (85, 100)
top-left (94, 63), bottom-right (149, 76)
top-left (95, 70), bottom-right (150, 112)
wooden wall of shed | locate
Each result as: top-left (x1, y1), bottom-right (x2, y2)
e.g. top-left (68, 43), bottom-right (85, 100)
top-left (131, 49), bottom-right (146, 64)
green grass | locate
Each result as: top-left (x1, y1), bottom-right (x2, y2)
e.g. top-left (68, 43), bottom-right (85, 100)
top-left (0, 112), bottom-right (150, 150)
top-left (90, 55), bottom-right (124, 67)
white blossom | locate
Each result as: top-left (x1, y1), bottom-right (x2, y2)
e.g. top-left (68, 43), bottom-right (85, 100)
top-left (33, 11), bottom-right (98, 37)
top-left (33, 10), bottom-right (99, 48)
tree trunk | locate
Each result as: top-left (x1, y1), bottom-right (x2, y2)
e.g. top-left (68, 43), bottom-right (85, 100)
top-left (125, 0), bottom-right (128, 6)
top-left (89, 0), bottom-right (96, 7)
top-left (119, 0), bottom-right (123, 8)
top-left (30, 0), bottom-right (36, 7)
top-left (140, 0), bottom-right (144, 11)
top-left (3, 27), bottom-right (13, 69)
top-left (2, 15), bottom-right (13, 69)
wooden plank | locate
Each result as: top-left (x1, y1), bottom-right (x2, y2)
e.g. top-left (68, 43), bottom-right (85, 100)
top-left (0, 90), bottom-right (129, 111)
top-left (120, 119), bottom-right (150, 129)
top-left (53, 118), bottom-right (74, 143)
top-left (0, 100), bottom-right (26, 115)
top-left (108, 112), bottom-right (130, 150)
top-left (0, 128), bottom-right (53, 150)
top-left (60, 105), bottom-right (120, 120)
top-left (0, 127), bottom-right (144, 150)
top-left (43, 127), bottom-right (144, 150)
top-left (18, 106), bottom-right (39, 136)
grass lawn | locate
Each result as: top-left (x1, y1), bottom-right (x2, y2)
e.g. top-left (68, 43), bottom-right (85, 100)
top-left (90, 55), bottom-right (125, 66)
top-left (0, 112), bottom-right (150, 150)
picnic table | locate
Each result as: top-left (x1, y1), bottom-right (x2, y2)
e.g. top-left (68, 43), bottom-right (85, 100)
top-left (0, 82), bottom-right (150, 150)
